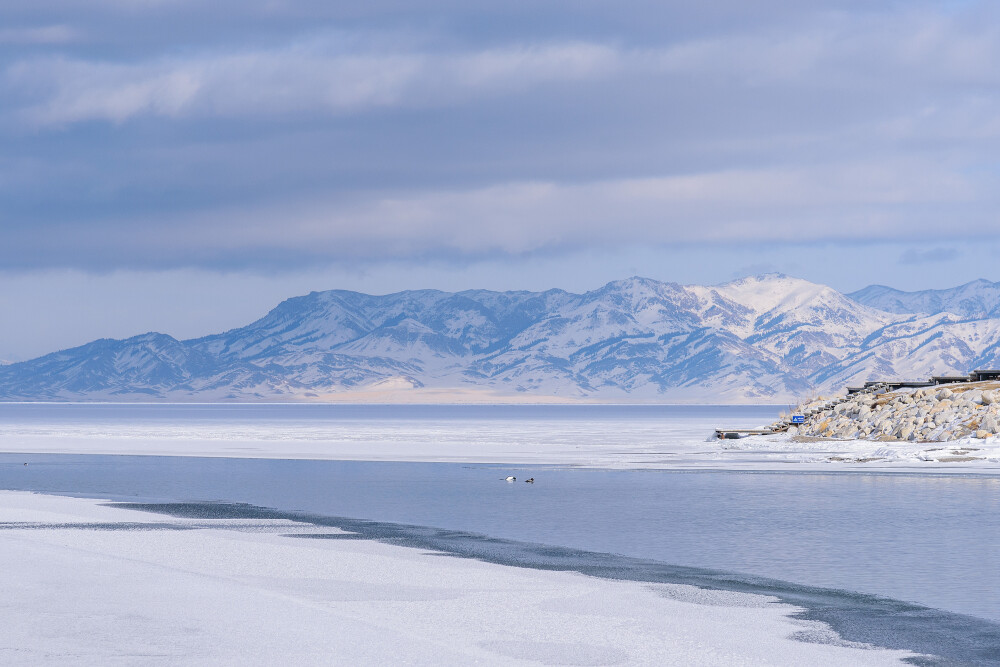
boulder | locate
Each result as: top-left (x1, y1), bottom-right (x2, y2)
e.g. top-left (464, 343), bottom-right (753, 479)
top-left (786, 383), bottom-right (1000, 444)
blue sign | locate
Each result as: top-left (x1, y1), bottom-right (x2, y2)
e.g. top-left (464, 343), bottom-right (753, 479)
top-left (791, 415), bottom-right (806, 424)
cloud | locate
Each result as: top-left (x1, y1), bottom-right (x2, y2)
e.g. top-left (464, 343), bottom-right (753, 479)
top-left (0, 25), bottom-right (79, 45)
top-left (6, 39), bottom-right (620, 125)
top-left (653, 10), bottom-right (1000, 88)
top-left (2, 2), bottom-right (1000, 273)
top-left (201, 164), bottom-right (988, 255)
top-left (13, 10), bottom-right (1000, 128)
top-left (2, 159), bottom-right (995, 271)
top-left (898, 247), bottom-right (961, 265)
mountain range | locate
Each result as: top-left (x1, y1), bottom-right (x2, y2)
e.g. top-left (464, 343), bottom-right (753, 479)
top-left (2, 274), bottom-right (999, 403)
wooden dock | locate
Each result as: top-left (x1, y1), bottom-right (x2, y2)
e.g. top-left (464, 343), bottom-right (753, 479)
top-left (714, 428), bottom-right (777, 439)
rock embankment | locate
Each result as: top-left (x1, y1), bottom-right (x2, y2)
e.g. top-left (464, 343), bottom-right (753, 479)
top-left (779, 382), bottom-right (1000, 442)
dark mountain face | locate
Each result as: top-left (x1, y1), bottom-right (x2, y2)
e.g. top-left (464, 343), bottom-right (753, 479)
top-left (3, 275), bottom-right (1000, 402)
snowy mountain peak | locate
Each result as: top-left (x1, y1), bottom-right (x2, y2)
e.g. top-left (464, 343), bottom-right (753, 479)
top-left (602, 275), bottom-right (676, 290)
top-left (718, 272), bottom-right (791, 285)
top-left (3, 275), bottom-right (1000, 403)
top-left (590, 276), bottom-right (687, 300)
top-left (848, 278), bottom-right (1000, 319)
top-left (707, 274), bottom-right (832, 312)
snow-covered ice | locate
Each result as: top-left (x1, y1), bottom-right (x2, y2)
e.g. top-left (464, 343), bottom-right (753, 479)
top-left (0, 491), bottom-right (918, 665)
top-left (2, 407), bottom-right (999, 471)
top-left (723, 430), bottom-right (1000, 466)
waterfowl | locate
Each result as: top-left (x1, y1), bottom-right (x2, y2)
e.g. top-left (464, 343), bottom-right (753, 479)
top-left (525, 478), bottom-right (534, 483)
top-left (504, 476), bottom-right (516, 482)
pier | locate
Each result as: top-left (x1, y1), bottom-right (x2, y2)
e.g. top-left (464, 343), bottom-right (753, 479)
top-left (714, 428), bottom-right (775, 439)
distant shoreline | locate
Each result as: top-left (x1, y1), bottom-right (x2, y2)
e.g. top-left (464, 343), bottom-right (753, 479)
top-left (0, 397), bottom-right (788, 406)
top-left (2, 403), bottom-right (998, 473)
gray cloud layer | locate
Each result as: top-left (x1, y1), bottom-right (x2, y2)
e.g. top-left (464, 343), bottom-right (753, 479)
top-left (2, 1), bottom-right (999, 269)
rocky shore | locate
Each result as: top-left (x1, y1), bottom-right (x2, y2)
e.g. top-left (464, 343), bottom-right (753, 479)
top-left (778, 382), bottom-right (1000, 442)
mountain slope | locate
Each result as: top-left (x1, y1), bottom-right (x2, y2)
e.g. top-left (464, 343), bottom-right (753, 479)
top-left (3, 275), bottom-right (1000, 403)
top-left (848, 279), bottom-right (1000, 319)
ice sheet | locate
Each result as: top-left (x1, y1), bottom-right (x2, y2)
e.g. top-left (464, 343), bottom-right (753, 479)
top-left (0, 491), bottom-right (916, 665)
top-left (2, 415), bottom-right (999, 472)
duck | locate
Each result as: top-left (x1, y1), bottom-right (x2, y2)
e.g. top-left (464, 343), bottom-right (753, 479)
top-left (525, 478), bottom-right (534, 483)
top-left (504, 476), bottom-right (516, 482)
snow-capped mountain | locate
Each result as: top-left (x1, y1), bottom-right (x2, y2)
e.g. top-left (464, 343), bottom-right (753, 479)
top-left (2, 274), bottom-right (1000, 403)
top-left (848, 279), bottom-right (1000, 319)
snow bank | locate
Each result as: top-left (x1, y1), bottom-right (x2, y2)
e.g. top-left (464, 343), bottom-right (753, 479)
top-left (724, 430), bottom-right (1000, 466)
top-left (0, 491), bottom-right (917, 665)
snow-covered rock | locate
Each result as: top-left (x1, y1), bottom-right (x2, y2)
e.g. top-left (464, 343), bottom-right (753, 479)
top-left (778, 381), bottom-right (1000, 443)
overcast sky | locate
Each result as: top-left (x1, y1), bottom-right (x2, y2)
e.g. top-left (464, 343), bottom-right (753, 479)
top-left (2, 0), bottom-right (1000, 360)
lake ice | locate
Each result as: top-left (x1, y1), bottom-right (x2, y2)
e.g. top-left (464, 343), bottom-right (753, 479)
top-left (1, 403), bottom-right (998, 664)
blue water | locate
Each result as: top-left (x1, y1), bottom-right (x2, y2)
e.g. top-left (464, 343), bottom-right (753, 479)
top-left (1, 404), bottom-right (998, 663)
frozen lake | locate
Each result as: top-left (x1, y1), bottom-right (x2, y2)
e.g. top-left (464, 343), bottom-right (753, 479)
top-left (0, 403), bottom-right (780, 467)
top-left (1, 404), bottom-right (999, 662)
top-left (3, 402), bottom-right (997, 470)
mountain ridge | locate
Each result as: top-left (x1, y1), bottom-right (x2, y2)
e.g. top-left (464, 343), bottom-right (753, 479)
top-left (848, 279), bottom-right (1000, 319)
top-left (2, 275), bottom-right (999, 403)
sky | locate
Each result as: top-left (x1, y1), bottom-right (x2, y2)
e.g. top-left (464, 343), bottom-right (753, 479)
top-left (2, 0), bottom-right (1000, 360)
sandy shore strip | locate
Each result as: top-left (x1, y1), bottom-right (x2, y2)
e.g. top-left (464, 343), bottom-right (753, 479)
top-left (0, 490), bottom-right (917, 665)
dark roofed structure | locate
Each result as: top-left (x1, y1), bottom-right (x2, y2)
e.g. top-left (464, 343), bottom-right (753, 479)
top-left (931, 375), bottom-right (971, 385)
